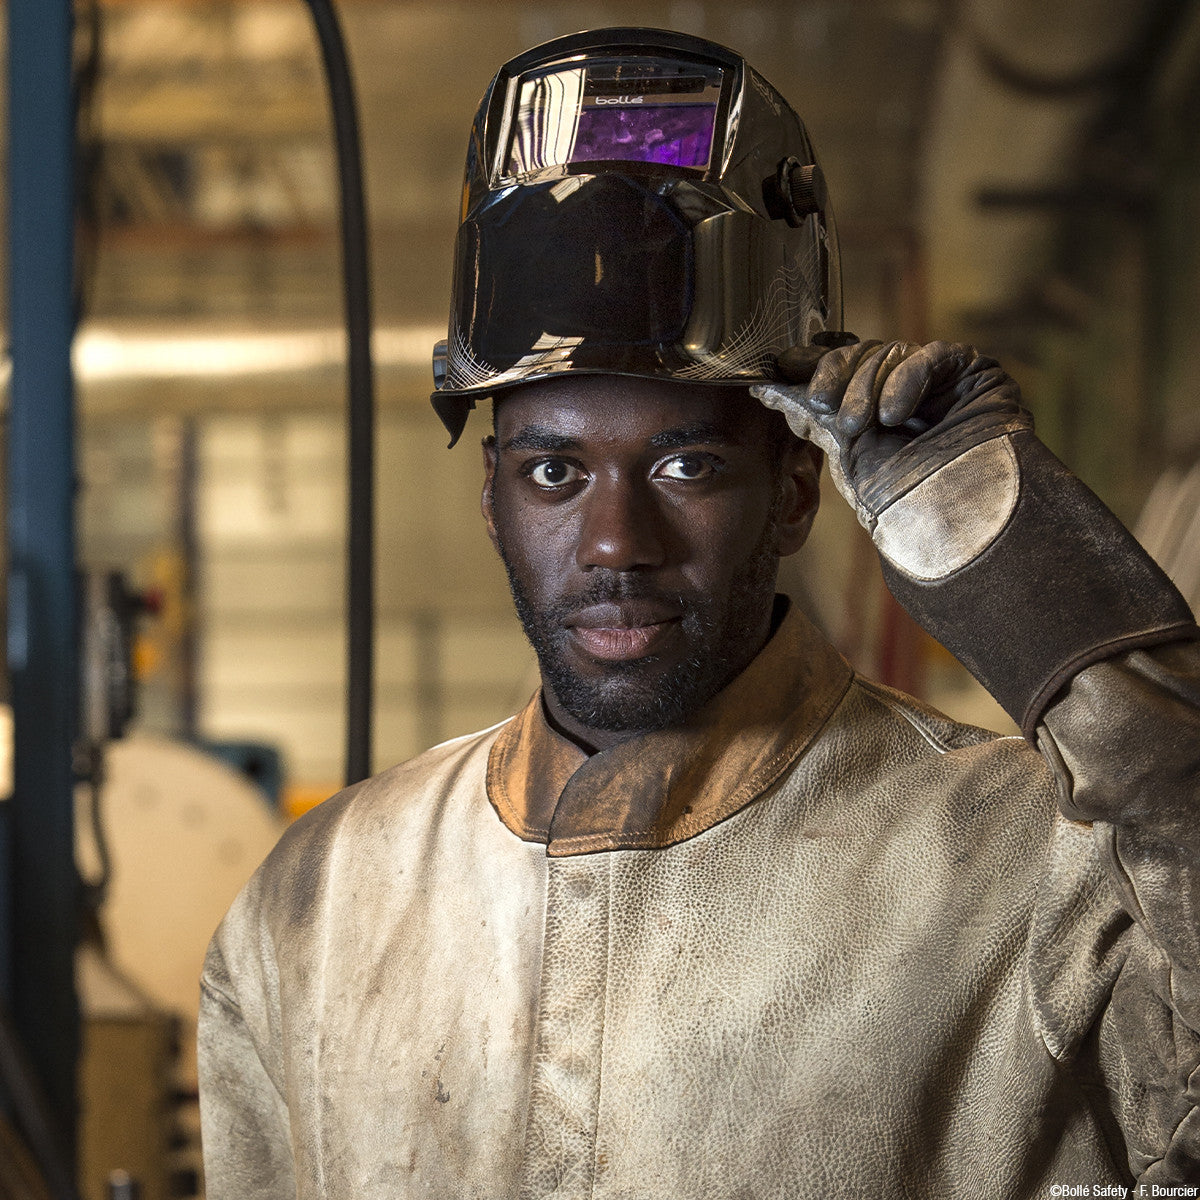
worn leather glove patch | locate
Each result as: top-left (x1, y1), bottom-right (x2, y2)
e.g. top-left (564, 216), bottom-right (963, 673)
top-left (872, 436), bottom-right (1020, 581)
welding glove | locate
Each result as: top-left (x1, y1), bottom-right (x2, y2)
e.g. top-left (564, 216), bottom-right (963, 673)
top-left (753, 340), bottom-right (1198, 738)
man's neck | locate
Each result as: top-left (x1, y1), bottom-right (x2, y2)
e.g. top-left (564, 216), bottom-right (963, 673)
top-left (539, 690), bottom-right (632, 756)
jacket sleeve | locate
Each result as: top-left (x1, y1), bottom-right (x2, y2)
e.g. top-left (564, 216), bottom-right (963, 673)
top-left (1034, 640), bottom-right (1200, 1181)
top-left (198, 900), bottom-right (297, 1199)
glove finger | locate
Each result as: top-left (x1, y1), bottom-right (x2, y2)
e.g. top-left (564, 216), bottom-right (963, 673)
top-left (877, 340), bottom-right (973, 427)
top-left (752, 383), bottom-right (844, 464)
top-left (801, 340), bottom-right (882, 416)
top-left (752, 382), bottom-right (822, 444)
top-left (837, 342), bottom-right (908, 436)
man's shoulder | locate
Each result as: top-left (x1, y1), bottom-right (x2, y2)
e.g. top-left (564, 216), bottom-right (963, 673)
top-left (848, 674), bottom-right (1027, 756)
top-left (223, 716), bottom-right (515, 932)
top-left (295, 716), bottom-right (510, 836)
top-left (818, 671), bottom-right (1057, 818)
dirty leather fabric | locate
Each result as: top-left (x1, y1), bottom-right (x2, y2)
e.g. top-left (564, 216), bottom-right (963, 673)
top-left (199, 604), bottom-right (1200, 1199)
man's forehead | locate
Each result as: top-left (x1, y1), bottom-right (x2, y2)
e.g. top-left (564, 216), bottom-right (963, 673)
top-left (492, 375), bottom-right (768, 446)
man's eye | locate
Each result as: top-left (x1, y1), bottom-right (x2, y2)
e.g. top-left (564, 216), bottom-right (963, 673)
top-left (656, 454), bottom-right (715, 481)
top-left (528, 459), bottom-right (584, 488)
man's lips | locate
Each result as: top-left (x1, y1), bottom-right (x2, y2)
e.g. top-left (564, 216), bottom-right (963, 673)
top-left (565, 602), bottom-right (683, 662)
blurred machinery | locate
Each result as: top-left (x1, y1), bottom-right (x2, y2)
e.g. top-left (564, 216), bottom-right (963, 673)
top-left (0, 567), bottom-right (158, 1200)
top-left (0, 564), bottom-right (287, 1200)
top-left (74, 572), bottom-right (286, 1200)
top-left (76, 734), bottom-right (286, 1200)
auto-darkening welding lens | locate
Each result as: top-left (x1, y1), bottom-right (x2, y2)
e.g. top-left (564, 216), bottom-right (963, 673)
top-left (505, 58), bottom-right (724, 178)
top-left (569, 105), bottom-right (716, 168)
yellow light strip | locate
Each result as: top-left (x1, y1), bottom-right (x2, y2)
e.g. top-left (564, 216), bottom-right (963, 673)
top-left (71, 323), bottom-right (446, 381)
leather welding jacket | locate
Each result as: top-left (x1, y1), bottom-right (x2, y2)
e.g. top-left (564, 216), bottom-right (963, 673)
top-left (198, 601), bottom-right (1200, 1198)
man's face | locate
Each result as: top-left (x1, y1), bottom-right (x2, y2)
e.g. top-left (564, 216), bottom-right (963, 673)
top-left (482, 375), bottom-right (821, 751)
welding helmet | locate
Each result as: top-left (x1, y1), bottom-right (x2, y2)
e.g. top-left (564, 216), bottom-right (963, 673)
top-left (431, 27), bottom-right (847, 446)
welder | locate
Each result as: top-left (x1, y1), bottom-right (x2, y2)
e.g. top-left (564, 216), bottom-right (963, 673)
top-left (199, 28), bottom-right (1200, 1197)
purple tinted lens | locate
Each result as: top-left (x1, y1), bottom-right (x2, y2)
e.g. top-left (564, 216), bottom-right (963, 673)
top-left (570, 105), bottom-right (715, 168)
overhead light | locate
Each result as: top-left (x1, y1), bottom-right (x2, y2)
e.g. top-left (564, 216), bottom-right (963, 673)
top-left (71, 323), bottom-right (446, 381)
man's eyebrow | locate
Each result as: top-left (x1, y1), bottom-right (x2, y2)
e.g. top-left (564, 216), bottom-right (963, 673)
top-left (500, 420), bottom-right (737, 453)
top-left (648, 422), bottom-right (737, 450)
top-left (501, 426), bottom-right (580, 452)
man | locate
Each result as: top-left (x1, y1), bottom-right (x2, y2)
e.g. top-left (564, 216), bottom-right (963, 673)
top-left (199, 28), bottom-right (1200, 1197)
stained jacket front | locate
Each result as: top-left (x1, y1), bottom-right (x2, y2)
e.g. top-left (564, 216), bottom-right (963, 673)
top-left (199, 605), bottom-right (1200, 1198)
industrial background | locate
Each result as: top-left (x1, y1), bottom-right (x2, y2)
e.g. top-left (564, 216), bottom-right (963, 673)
top-left (2, 0), bottom-right (1199, 1197)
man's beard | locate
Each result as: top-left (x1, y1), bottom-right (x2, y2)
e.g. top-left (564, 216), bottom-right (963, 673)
top-left (496, 504), bottom-right (784, 735)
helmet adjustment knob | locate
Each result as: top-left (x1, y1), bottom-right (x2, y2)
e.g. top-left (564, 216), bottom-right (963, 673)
top-left (789, 162), bottom-right (827, 218)
top-left (764, 156), bottom-right (827, 227)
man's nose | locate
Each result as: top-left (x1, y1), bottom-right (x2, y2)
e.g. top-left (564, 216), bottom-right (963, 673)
top-left (575, 478), bottom-right (668, 572)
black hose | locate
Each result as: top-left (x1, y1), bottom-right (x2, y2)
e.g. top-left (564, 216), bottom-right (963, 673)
top-left (0, 1004), bottom-right (81, 1200)
top-left (301, 0), bottom-right (375, 786)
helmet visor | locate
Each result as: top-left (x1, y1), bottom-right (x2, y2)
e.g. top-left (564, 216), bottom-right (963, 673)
top-left (504, 57), bottom-right (725, 178)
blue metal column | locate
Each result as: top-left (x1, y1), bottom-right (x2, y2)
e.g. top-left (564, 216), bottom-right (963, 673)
top-left (6, 0), bottom-right (79, 1152)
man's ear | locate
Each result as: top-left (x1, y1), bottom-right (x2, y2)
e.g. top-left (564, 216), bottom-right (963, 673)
top-left (776, 439), bottom-right (823, 557)
top-left (481, 435), bottom-right (500, 552)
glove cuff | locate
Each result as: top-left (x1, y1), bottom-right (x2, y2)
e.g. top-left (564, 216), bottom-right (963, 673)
top-left (878, 430), bottom-right (1200, 739)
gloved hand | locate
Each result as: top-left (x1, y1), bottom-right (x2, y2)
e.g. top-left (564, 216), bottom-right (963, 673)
top-left (753, 340), bottom-right (1198, 738)
top-left (754, 340), bottom-right (1031, 581)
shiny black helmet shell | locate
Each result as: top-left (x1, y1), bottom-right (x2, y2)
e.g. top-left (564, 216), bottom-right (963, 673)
top-left (432, 27), bottom-right (843, 445)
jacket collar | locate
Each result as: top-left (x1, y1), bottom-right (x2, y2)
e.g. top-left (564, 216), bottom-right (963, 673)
top-left (486, 599), bottom-right (853, 856)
